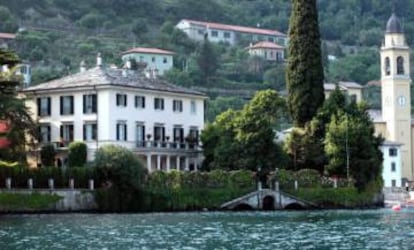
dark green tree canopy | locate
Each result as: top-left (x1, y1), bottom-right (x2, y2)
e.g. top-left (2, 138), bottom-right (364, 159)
top-left (286, 0), bottom-right (325, 127)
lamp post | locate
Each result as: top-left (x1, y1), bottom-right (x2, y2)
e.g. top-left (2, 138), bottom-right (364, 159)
top-left (345, 114), bottom-right (350, 185)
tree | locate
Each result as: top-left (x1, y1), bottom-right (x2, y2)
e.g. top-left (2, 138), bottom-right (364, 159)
top-left (40, 144), bottom-right (56, 167)
top-left (68, 141), bottom-right (87, 167)
top-left (286, 0), bottom-right (325, 127)
top-left (94, 145), bottom-right (147, 211)
top-left (0, 49), bottom-right (36, 164)
top-left (201, 90), bottom-right (288, 172)
top-left (324, 103), bottom-right (383, 191)
top-left (195, 35), bottom-right (218, 84)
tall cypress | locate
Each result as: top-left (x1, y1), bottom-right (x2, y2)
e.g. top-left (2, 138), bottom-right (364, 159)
top-left (286, 0), bottom-right (325, 127)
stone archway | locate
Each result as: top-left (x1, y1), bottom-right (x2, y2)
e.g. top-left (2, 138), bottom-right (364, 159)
top-left (262, 195), bottom-right (275, 210)
top-left (284, 202), bottom-right (304, 210)
top-left (232, 203), bottom-right (254, 211)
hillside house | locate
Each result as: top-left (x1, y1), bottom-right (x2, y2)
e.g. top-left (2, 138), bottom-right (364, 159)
top-left (21, 54), bottom-right (207, 171)
top-left (176, 19), bottom-right (287, 46)
top-left (121, 48), bottom-right (174, 76)
top-left (247, 41), bottom-right (285, 62)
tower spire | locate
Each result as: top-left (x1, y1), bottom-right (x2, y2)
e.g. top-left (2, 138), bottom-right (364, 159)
top-left (392, 0), bottom-right (397, 14)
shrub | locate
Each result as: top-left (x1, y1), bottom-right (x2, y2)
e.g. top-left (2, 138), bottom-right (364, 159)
top-left (94, 145), bottom-right (147, 211)
top-left (40, 144), bottom-right (56, 167)
top-left (68, 141), bottom-right (87, 167)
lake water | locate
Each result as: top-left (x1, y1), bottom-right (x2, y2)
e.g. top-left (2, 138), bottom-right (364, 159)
top-left (1, 209), bottom-right (414, 249)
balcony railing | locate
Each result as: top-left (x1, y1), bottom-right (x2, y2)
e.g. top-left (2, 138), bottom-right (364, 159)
top-left (136, 140), bottom-right (200, 150)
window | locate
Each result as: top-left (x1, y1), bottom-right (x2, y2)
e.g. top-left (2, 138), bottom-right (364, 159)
top-left (136, 123), bottom-right (145, 147)
top-left (116, 122), bottom-right (127, 141)
top-left (60, 123), bottom-right (74, 144)
top-left (135, 96), bottom-right (145, 108)
top-left (153, 125), bottom-right (165, 141)
top-left (276, 52), bottom-right (283, 61)
top-left (190, 100), bottom-right (196, 114)
top-left (152, 57), bottom-right (156, 63)
top-left (173, 126), bottom-right (184, 143)
top-left (188, 127), bottom-right (199, 142)
top-left (83, 123), bottom-right (97, 141)
top-left (211, 30), bottom-right (218, 37)
top-left (83, 94), bottom-right (97, 114)
top-left (139, 56), bottom-right (144, 62)
top-left (278, 38), bottom-right (285, 45)
top-left (173, 100), bottom-right (183, 112)
top-left (163, 57), bottom-right (168, 64)
top-left (391, 162), bottom-right (396, 172)
top-left (389, 148), bottom-right (398, 156)
top-left (397, 56), bottom-right (404, 75)
top-left (116, 94), bottom-right (127, 107)
top-left (60, 96), bottom-right (74, 115)
top-left (385, 57), bottom-right (391, 75)
top-left (392, 179), bottom-right (396, 187)
top-left (39, 124), bottom-right (51, 143)
top-left (268, 37), bottom-right (274, 42)
top-left (37, 97), bottom-right (51, 117)
top-left (154, 97), bottom-right (164, 110)
top-left (349, 95), bottom-right (357, 103)
top-left (198, 29), bottom-right (204, 35)
top-left (224, 32), bottom-right (231, 38)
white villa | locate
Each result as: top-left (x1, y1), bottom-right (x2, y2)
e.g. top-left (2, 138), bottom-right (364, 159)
top-left (21, 55), bottom-right (207, 172)
top-left (247, 41), bottom-right (285, 62)
top-left (121, 47), bottom-right (175, 76)
top-left (176, 19), bottom-right (287, 46)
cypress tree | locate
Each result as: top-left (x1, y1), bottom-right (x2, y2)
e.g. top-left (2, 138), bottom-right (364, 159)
top-left (286, 0), bottom-right (325, 127)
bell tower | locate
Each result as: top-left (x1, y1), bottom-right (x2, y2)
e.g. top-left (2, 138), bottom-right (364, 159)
top-left (380, 11), bottom-right (413, 180)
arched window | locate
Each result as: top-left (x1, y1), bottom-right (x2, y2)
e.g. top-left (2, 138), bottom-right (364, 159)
top-left (385, 57), bottom-right (391, 75)
top-left (397, 56), bottom-right (404, 75)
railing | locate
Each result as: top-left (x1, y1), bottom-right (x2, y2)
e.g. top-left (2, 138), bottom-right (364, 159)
top-left (136, 140), bottom-right (200, 150)
top-left (2, 177), bottom-right (95, 191)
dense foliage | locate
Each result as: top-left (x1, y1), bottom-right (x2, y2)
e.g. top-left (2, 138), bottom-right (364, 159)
top-left (286, 0), bottom-right (325, 127)
top-left (94, 145), bottom-right (147, 211)
top-left (40, 144), bottom-right (56, 167)
top-left (67, 141), bottom-right (87, 167)
top-left (0, 49), bottom-right (36, 164)
top-left (201, 90), bottom-right (288, 172)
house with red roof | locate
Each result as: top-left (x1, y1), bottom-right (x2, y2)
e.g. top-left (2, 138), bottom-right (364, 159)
top-left (176, 19), bottom-right (287, 46)
top-left (247, 41), bottom-right (285, 62)
top-left (0, 32), bottom-right (16, 49)
top-left (121, 47), bottom-right (175, 76)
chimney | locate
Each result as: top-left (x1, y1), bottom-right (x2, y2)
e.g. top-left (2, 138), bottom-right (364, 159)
top-left (145, 68), bottom-right (152, 78)
top-left (96, 52), bottom-right (102, 67)
top-left (122, 63), bottom-right (128, 77)
top-left (153, 68), bottom-right (159, 79)
top-left (80, 60), bottom-right (86, 72)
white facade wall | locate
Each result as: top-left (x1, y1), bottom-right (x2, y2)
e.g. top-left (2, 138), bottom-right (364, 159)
top-left (382, 144), bottom-right (402, 187)
top-left (28, 86), bottom-right (205, 164)
top-left (121, 53), bottom-right (173, 75)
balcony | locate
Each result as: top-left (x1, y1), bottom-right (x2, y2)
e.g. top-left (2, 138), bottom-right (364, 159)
top-left (135, 140), bottom-right (201, 152)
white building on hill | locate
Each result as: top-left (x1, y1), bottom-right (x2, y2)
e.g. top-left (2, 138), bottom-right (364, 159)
top-left (176, 19), bottom-right (287, 46)
top-left (21, 55), bottom-right (207, 172)
top-left (121, 47), bottom-right (175, 76)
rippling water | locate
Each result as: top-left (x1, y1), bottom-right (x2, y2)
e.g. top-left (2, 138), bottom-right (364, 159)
top-left (1, 210), bottom-right (414, 249)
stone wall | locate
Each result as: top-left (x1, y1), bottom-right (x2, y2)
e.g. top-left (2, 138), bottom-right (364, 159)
top-left (0, 189), bottom-right (97, 212)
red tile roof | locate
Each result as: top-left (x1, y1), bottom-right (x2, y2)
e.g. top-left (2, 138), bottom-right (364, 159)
top-left (248, 41), bottom-right (285, 49)
top-left (182, 19), bottom-right (286, 37)
top-left (0, 33), bottom-right (16, 39)
top-left (122, 48), bottom-right (175, 55)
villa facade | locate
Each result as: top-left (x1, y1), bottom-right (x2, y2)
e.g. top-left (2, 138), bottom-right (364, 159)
top-left (21, 55), bottom-right (207, 172)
